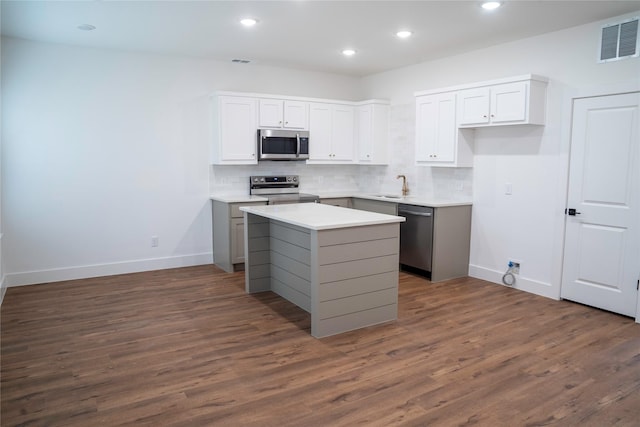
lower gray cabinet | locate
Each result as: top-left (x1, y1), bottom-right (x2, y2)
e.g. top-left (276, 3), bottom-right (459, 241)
top-left (319, 197), bottom-right (352, 208)
top-left (430, 205), bottom-right (472, 282)
top-left (212, 200), bottom-right (267, 273)
top-left (351, 197), bottom-right (471, 282)
top-left (351, 198), bottom-right (398, 215)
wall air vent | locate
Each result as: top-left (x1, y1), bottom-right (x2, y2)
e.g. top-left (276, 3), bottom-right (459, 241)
top-left (599, 17), bottom-right (639, 62)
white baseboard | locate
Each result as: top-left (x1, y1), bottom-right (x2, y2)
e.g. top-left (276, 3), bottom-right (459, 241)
top-left (5, 253), bottom-right (213, 287)
top-left (468, 264), bottom-right (560, 300)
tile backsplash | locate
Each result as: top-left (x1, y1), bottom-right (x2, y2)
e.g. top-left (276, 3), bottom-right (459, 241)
top-left (210, 163), bottom-right (361, 195)
top-left (210, 103), bottom-right (472, 200)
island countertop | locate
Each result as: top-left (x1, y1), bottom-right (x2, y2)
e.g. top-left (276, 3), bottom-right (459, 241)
top-left (240, 202), bottom-right (405, 230)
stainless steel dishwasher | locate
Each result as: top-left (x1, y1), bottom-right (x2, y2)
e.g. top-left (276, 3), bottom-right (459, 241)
top-left (398, 204), bottom-right (434, 275)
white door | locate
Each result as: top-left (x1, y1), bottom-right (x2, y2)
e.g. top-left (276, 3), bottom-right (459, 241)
top-left (434, 93), bottom-right (456, 162)
top-left (415, 93), bottom-right (456, 163)
top-left (457, 87), bottom-right (490, 126)
top-left (283, 100), bottom-right (308, 129)
top-left (308, 103), bottom-right (332, 160)
top-left (258, 99), bottom-right (283, 128)
top-left (490, 82), bottom-right (527, 124)
top-left (561, 92), bottom-right (640, 317)
top-left (219, 96), bottom-right (257, 162)
top-left (357, 105), bottom-right (373, 162)
top-left (331, 105), bottom-right (355, 161)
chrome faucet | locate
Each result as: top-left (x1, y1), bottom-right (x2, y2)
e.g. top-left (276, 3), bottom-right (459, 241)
top-left (397, 175), bottom-right (409, 196)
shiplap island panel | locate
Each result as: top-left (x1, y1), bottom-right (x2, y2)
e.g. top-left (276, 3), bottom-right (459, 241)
top-left (241, 203), bottom-right (405, 338)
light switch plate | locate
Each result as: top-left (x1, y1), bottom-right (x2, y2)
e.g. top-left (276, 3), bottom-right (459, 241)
top-left (505, 183), bottom-right (512, 195)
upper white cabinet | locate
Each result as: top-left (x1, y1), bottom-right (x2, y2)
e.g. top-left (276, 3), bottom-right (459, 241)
top-left (457, 77), bottom-right (547, 127)
top-left (308, 102), bottom-right (355, 163)
top-left (204, 91), bottom-right (390, 166)
top-left (211, 95), bottom-right (258, 165)
top-left (258, 99), bottom-right (308, 130)
top-left (415, 92), bottom-right (473, 167)
top-left (356, 101), bottom-right (390, 164)
top-left (414, 74), bottom-right (548, 167)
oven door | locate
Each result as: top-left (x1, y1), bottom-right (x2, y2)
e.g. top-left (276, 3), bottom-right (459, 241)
top-left (258, 129), bottom-right (309, 160)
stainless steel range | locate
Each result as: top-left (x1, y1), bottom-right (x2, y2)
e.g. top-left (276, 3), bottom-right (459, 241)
top-left (249, 175), bottom-right (319, 205)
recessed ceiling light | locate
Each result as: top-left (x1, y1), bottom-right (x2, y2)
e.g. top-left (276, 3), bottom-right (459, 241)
top-left (342, 49), bottom-right (356, 56)
top-left (481, 1), bottom-right (502, 10)
top-left (240, 18), bottom-right (258, 27)
top-left (396, 30), bottom-right (412, 39)
top-left (77, 24), bottom-right (96, 31)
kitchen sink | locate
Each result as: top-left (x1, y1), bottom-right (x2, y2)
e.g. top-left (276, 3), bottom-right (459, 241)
top-left (370, 194), bottom-right (403, 199)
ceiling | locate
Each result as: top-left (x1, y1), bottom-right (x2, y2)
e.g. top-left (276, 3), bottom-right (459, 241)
top-left (2, 1), bottom-right (640, 77)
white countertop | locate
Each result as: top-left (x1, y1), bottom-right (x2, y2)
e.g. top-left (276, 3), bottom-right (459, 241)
top-left (210, 194), bottom-right (268, 203)
top-left (353, 194), bottom-right (472, 208)
top-left (240, 203), bottom-right (405, 231)
top-left (210, 192), bottom-right (471, 208)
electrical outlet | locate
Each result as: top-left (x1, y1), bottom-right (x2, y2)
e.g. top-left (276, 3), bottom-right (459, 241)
top-left (509, 260), bottom-right (521, 274)
top-left (151, 236), bottom-right (159, 247)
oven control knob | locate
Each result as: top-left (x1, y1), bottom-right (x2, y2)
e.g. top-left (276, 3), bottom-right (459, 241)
top-left (292, 176), bottom-right (297, 182)
top-left (287, 177), bottom-right (292, 182)
top-left (260, 177), bottom-right (265, 182)
top-left (253, 177), bottom-right (258, 182)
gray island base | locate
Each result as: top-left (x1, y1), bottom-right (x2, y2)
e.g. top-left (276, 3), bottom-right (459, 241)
top-left (240, 203), bottom-right (405, 338)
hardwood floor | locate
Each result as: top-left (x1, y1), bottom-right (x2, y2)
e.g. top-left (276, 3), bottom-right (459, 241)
top-left (2, 266), bottom-right (639, 426)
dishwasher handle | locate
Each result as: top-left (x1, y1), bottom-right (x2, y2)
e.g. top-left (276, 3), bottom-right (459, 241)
top-left (398, 209), bottom-right (432, 217)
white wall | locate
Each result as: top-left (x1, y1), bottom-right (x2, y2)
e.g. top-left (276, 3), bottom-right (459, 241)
top-left (1, 37), bottom-right (362, 286)
top-left (3, 10), bottom-right (639, 298)
top-left (360, 11), bottom-right (640, 298)
top-left (0, 4), bottom-right (4, 303)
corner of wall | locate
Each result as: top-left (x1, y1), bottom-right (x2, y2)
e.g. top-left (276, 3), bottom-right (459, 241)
top-left (0, 234), bottom-right (5, 306)
top-left (0, 278), bottom-right (6, 306)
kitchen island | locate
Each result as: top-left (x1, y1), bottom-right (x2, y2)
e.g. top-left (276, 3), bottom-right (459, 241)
top-left (240, 203), bottom-right (405, 338)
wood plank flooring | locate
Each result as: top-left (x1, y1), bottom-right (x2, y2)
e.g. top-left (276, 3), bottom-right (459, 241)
top-left (2, 265), bottom-right (639, 426)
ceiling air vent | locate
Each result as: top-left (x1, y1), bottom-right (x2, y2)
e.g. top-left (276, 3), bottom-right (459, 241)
top-left (599, 17), bottom-right (639, 62)
top-left (231, 59), bottom-right (251, 64)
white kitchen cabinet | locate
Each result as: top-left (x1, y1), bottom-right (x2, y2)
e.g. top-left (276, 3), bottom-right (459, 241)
top-left (258, 99), bottom-right (308, 129)
top-left (308, 102), bottom-right (355, 163)
top-left (457, 78), bottom-right (547, 127)
top-left (415, 92), bottom-right (473, 167)
top-left (211, 95), bottom-right (258, 164)
top-left (356, 101), bottom-right (390, 164)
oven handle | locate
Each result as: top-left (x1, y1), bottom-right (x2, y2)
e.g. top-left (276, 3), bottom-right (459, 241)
top-left (296, 133), bottom-right (301, 158)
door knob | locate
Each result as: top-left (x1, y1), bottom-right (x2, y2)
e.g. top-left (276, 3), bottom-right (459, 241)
top-left (566, 208), bottom-right (581, 216)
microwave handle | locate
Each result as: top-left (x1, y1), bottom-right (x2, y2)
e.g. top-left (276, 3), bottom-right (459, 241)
top-left (296, 133), bottom-right (301, 158)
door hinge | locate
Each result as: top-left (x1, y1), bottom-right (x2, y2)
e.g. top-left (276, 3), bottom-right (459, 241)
top-left (637, 279), bottom-right (639, 291)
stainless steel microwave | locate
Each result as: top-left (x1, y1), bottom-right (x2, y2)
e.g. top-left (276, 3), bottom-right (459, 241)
top-left (257, 129), bottom-right (309, 160)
